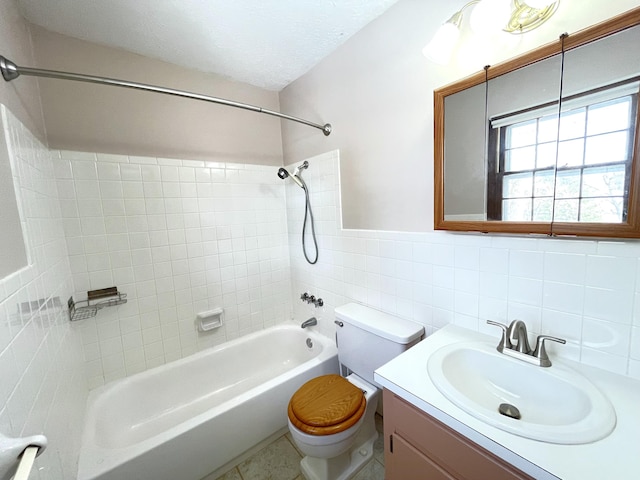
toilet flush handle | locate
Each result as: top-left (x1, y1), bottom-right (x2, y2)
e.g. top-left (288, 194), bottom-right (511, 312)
top-left (334, 320), bottom-right (343, 327)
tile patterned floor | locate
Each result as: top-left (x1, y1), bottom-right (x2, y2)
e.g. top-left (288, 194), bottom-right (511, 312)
top-left (209, 414), bottom-right (385, 480)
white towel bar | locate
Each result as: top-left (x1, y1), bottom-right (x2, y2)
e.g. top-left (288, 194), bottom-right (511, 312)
top-left (0, 433), bottom-right (47, 480)
top-left (13, 446), bottom-right (39, 480)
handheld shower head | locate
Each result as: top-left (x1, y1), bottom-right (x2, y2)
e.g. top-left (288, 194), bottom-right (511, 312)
top-left (279, 162), bottom-right (318, 265)
top-left (277, 167), bottom-right (304, 188)
top-left (277, 167), bottom-right (289, 180)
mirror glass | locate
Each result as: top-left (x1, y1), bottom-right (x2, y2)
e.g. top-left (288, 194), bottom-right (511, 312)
top-left (485, 54), bottom-right (562, 223)
top-left (443, 54), bottom-right (562, 222)
top-left (551, 24), bottom-right (640, 234)
top-left (435, 10), bottom-right (640, 237)
top-left (443, 82), bottom-right (489, 221)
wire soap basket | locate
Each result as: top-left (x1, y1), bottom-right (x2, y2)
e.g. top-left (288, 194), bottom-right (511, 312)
top-left (68, 287), bottom-right (127, 321)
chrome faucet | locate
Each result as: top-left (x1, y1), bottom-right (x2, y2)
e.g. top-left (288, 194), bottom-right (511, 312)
top-left (487, 319), bottom-right (566, 367)
top-left (301, 317), bottom-right (317, 328)
top-left (508, 319), bottom-right (531, 354)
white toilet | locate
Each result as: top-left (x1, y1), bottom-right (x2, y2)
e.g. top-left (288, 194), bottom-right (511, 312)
top-left (287, 303), bottom-right (424, 480)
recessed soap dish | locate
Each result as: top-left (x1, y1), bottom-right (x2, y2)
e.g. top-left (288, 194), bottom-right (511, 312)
top-left (197, 308), bottom-right (224, 332)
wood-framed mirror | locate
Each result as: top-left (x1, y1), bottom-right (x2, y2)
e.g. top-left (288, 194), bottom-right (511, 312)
top-left (434, 7), bottom-right (640, 238)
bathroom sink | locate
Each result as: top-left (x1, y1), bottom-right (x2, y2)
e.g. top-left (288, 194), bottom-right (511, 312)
top-left (426, 342), bottom-right (616, 444)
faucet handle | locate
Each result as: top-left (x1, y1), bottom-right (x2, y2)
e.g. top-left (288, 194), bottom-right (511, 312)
top-left (486, 320), bottom-right (513, 352)
top-left (533, 335), bottom-right (567, 367)
top-left (300, 292), bottom-right (310, 302)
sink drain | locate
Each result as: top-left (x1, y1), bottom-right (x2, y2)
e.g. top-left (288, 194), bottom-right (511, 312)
top-left (498, 403), bottom-right (521, 420)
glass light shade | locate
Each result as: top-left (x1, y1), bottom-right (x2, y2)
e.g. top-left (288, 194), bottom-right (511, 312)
top-left (469, 0), bottom-right (512, 35)
top-left (422, 22), bottom-right (460, 64)
top-left (522, 0), bottom-right (554, 8)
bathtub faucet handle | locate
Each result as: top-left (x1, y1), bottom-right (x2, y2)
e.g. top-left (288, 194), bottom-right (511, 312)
top-left (300, 292), bottom-right (310, 302)
top-left (301, 317), bottom-right (317, 329)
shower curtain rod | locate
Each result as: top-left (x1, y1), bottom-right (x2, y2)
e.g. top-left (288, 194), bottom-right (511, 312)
top-left (0, 55), bottom-right (332, 136)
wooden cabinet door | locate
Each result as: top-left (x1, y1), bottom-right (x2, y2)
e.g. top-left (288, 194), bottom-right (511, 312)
top-left (383, 389), bottom-right (534, 480)
top-left (387, 433), bottom-right (455, 480)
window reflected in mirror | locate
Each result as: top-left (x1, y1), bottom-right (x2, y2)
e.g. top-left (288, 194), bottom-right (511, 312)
top-left (488, 82), bottom-right (637, 223)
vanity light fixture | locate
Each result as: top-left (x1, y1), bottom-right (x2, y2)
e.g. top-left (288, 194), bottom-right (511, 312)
top-left (423, 0), bottom-right (560, 64)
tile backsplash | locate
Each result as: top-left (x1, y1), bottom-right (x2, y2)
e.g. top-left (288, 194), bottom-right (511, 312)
top-left (54, 151), bottom-right (292, 387)
top-left (289, 151), bottom-right (640, 379)
top-left (0, 105), bottom-right (87, 478)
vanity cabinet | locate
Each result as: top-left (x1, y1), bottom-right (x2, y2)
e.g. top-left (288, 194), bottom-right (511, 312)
top-left (383, 389), bottom-right (533, 480)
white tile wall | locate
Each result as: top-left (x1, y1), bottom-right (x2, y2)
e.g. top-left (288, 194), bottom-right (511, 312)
top-left (0, 105), bottom-right (87, 479)
top-left (288, 150), bottom-right (640, 379)
top-left (55, 151), bottom-right (292, 387)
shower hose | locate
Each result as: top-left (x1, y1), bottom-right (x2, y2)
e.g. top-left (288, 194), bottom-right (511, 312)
top-left (298, 177), bottom-right (319, 264)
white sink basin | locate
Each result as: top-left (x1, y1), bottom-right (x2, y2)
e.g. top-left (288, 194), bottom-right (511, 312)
top-left (427, 342), bottom-right (616, 444)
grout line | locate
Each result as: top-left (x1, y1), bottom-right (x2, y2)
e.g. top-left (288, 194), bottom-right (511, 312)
top-left (283, 432), bottom-right (303, 458)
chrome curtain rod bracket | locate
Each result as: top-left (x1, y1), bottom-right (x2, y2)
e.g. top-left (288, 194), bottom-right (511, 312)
top-left (0, 55), bottom-right (332, 136)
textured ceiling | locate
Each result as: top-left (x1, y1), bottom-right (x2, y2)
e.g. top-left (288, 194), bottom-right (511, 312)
top-left (16, 0), bottom-right (401, 91)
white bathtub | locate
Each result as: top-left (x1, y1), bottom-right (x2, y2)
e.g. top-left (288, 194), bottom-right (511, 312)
top-left (77, 324), bottom-right (339, 480)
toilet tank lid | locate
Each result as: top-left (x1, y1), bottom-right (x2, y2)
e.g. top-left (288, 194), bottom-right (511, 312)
top-left (335, 303), bottom-right (424, 344)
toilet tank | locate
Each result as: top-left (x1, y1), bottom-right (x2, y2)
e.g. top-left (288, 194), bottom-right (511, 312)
top-left (335, 303), bottom-right (424, 386)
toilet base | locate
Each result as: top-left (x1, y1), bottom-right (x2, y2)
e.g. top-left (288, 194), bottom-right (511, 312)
top-left (299, 431), bottom-right (377, 480)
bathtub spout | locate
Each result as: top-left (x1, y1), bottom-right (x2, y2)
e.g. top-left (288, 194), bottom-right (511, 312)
top-left (301, 317), bottom-right (317, 328)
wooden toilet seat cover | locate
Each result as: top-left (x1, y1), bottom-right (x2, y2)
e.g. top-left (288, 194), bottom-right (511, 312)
top-left (288, 374), bottom-right (366, 436)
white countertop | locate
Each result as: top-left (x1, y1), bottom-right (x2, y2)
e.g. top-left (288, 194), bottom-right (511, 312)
top-left (374, 324), bottom-right (640, 480)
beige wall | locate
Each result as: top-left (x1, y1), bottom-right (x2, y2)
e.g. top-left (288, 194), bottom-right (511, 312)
top-left (0, 0), bottom-right (45, 142)
top-left (280, 0), bottom-right (640, 231)
top-left (29, 26), bottom-right (284, 165)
